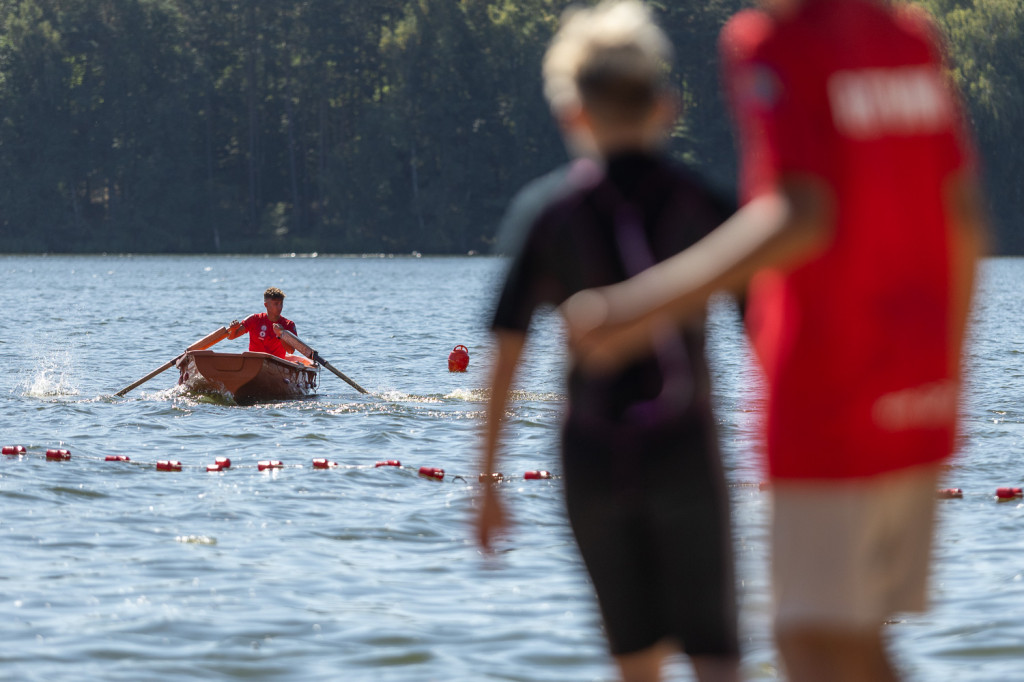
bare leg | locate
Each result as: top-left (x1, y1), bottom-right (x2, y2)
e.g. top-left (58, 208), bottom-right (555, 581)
top-left (614, 641), bottom-right (673, 682)
top-left (777, 626), bottom-right (899, 682)
top-left (614, 642), bottom-right (740, 682)
top-left (692, 655), bottom-right (742, 682)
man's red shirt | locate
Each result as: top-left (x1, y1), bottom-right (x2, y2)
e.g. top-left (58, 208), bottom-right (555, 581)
top-left (241, 313), bottom-right (296, 359)
top-left (720, 0), bottom-right (973, 479)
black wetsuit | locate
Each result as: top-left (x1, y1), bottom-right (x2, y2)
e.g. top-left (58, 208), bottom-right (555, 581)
top-left (491, 152), bottom-right (739, 657)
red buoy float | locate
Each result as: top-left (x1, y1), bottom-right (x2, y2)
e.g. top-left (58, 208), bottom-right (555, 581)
top-left (936, 488), bottom-right (963, 499)
top-left (157, 460), bottom-right (182, 471)
top-left (258, 460), bottom-right (283, 471)
top-left (105, 455), bottom-right (130, 462)
top-left (996, 487), bottom-right (1022, 500)
top-left (419, 466), bottom-right (444, 481)
top-left (312, 458), bottom-right (337, 469)
top-left (46, 449), bottom-right (71, 461)
top-left (2, 445), bottom-right (26, 455)
top-left (448, 345), bottom-right (470, 372)
top-left (375, 460), bottom-right (401, 468)
top-left (523, 470), bottom-right (551, 480)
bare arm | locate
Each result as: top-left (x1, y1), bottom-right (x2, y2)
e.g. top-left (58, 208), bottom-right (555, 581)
top-left (226, 319), bottom-right (246, 340)
top-left (563, 176), bottom-right (835, 371)
top-left (476, 330), bottom-right (527, 552)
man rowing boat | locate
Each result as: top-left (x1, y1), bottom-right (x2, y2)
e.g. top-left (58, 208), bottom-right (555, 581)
top-left (227, 287), bottom-right (298, 360)
top-left (118, 285), bottom-right (366, 397)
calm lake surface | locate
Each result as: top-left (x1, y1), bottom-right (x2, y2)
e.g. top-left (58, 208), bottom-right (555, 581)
top-left (1, 254), bottom-right (1022, 681)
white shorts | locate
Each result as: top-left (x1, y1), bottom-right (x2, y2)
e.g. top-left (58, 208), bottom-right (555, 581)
top-left (771, 463), bottom-right (941, 629)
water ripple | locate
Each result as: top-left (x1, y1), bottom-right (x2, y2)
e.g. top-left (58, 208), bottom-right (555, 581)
top-left (3, 255), bottom-right (1023, 680)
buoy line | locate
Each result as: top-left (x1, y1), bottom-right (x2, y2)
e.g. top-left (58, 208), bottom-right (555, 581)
top-left (4, 445), bottom-right (1019, 498)
top-left (2, 444), bottom-right (554, 482)
top-left (746, 480), bottom-right (1021, 501)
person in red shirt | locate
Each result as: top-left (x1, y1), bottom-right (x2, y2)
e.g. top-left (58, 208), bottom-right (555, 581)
top-left (561, 0), bottom-right (988, 680)
top-left (227, 287), bottom-right (298, 359)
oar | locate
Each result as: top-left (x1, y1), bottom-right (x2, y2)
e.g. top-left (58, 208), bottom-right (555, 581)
top-left (115, 326), bottom-right (230, 397)
top-left (278, 329), bottom-right (368, 394)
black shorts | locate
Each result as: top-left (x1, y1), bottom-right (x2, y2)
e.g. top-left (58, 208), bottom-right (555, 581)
top-left (562, 415), bottom-right (739, 658)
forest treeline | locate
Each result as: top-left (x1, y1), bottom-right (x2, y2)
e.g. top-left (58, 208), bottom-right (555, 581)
top-left (0, 0), bottom-right (1020, 254)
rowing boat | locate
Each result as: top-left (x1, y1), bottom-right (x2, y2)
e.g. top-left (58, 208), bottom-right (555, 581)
top-left (176, 350), bottom-right (319, 404)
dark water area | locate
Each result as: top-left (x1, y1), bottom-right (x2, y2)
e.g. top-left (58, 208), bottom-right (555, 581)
top-left (1, 254), bottom-right (1022, 680)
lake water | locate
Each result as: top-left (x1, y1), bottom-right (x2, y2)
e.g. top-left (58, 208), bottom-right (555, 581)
top-left (1, 254), bottom-right (1022, 681)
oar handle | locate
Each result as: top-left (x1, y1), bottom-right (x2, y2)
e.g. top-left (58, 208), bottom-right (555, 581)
top-left (278, 329), bottom-right (314, 358)
top-left (188, 326), bottom-right (230, 351)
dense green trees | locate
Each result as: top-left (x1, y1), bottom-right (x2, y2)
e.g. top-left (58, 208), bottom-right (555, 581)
top-left (0, 0), bottom-right (1019, 254)
top-left (920, 0), bottom-right (1024, 252)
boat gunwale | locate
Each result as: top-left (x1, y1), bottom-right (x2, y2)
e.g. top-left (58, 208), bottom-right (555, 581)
top-left (177, 349), bottom-right (319, 403)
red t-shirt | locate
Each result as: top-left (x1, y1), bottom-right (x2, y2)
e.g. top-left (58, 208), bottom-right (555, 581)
top-left (720, 0), bottom-right (972, 479)
top-left (242, 313), bottom-right (296, 359)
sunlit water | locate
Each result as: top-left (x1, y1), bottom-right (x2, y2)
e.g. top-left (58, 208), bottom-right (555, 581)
top-left (0, 254), bottom-right (1021, 681)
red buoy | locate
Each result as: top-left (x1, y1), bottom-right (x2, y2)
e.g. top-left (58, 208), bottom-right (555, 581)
top-left (448, 345), bottom-right (470, 372)
top-left (46, 449), bottom-right (71, 461)
top-left (2, 445), bottom-right (26, 455)
top-left (157, 460), bottom-right (182, 471)
top-left (523, 470), bottom-right (551, 480)
top-left (479, 472), bottom-right (503, 483)
top-left (215, 457), bottom-right (231, 469)
top-left (258, 460), bottom-right (283, 471)
top-left (936, 488), bottom-right (963, 499)
top-left (419, 466), bottom-right (444, 481)
top-left (312, 458), bottom-right (337, 469)
top-left (105, 455), bottom-right (131, 462)
top-left (375, 460), bottom-right (401, 468)
top-left (996, 487), bottom-right (1022, 500)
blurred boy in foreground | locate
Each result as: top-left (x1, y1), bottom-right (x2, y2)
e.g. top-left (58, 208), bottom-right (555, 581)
top-left (563, 0), bottom-right (988, 680)
top-left (475, 2), bottom-right (740, 680)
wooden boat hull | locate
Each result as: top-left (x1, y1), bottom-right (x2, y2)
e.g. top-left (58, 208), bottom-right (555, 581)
top-left (176, 350), bottom-right (319, 404)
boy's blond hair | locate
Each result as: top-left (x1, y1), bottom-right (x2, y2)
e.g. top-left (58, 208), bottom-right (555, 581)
top-left (542, 0), bottom-right (673, 122)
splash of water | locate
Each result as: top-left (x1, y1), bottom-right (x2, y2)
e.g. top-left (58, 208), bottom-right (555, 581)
top-left (377, 390), bottom-right (443, 403)
top-left (446, 387), bottom-right (486, 401)
top-left (175, 535), bottom-right (217, 545)
top-left (22, 351), bottom-right (80, 398)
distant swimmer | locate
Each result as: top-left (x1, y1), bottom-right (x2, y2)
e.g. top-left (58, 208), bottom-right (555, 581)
top-left (227, 287), bottom-right (299, 359)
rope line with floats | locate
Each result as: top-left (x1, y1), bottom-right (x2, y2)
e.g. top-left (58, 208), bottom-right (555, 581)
top-left (4, 445), bottom-right (1023, 499)
top-left (1, 445), bottom-right (551, 482)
